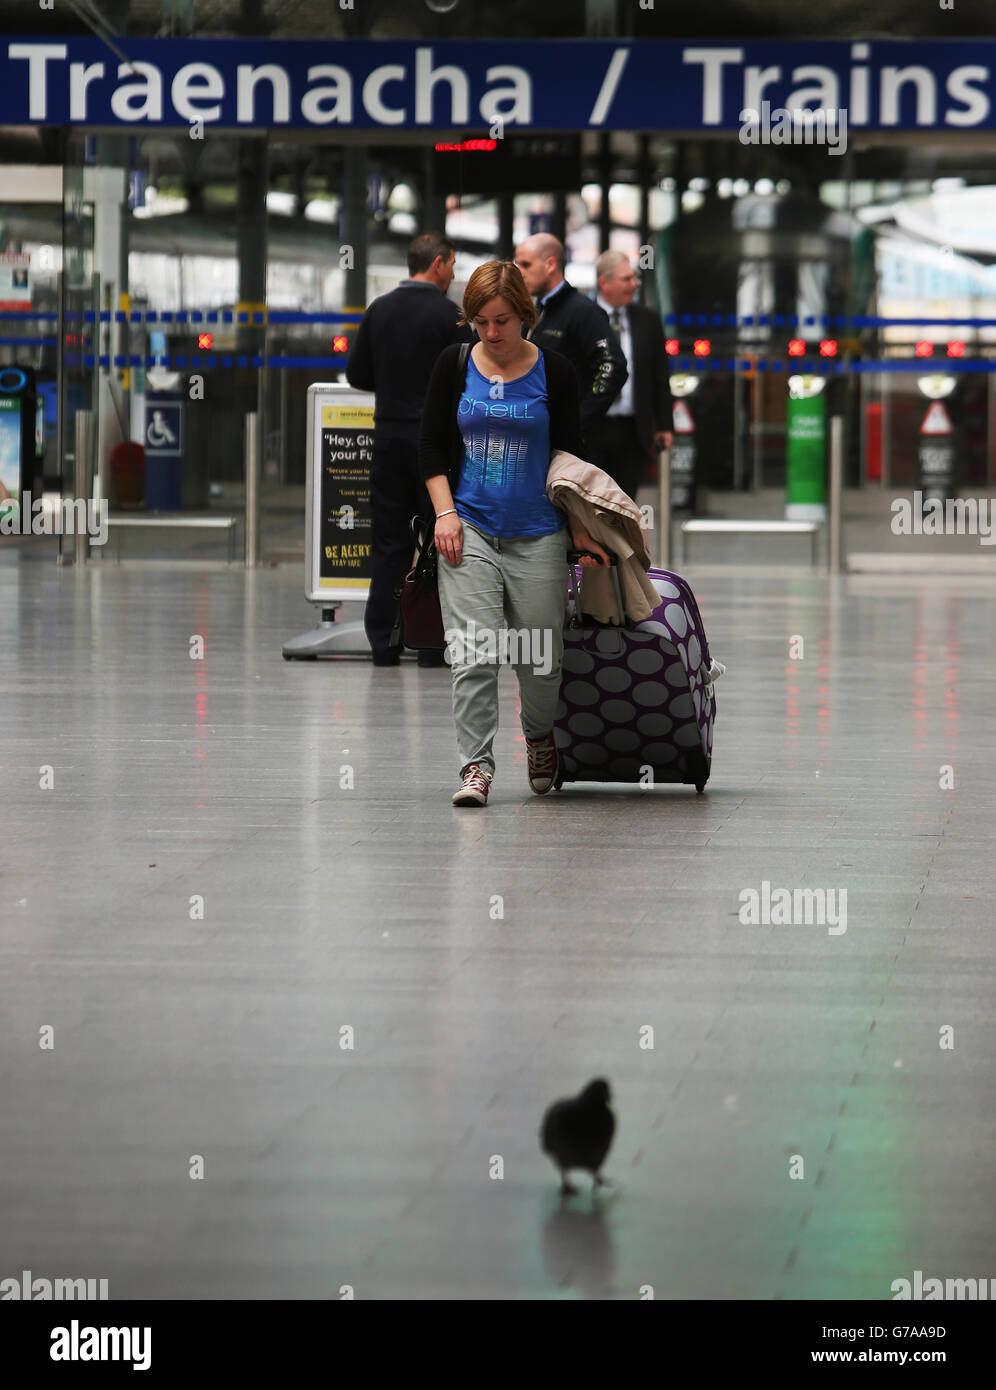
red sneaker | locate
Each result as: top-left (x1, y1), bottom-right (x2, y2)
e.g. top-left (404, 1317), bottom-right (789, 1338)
top-left (452, 763), bottom-right (493, 807)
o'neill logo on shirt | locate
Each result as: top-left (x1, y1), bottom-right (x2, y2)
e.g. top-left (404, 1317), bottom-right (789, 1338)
top-left (459, 399), bottom-right (534, 419)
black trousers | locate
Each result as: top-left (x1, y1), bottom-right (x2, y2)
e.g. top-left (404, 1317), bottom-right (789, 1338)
top-left (366, 435), bottom-right (434, 658)
top-left (583, 414), bottom-right (648, 503)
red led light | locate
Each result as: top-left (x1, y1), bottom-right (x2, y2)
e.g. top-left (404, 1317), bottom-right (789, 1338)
top-left (665, 339), bottom-right (679, 355)
top-left (819, 339), bottom-right (838, 356)
top-left (333, 336), bottom-right (348, 353)
top-left (947, 340), bottom-right (965, 357)
top-left (787, 339), bottom-right (805, 356)
top-left (197, 332), bottom-right (213, 350)
top-left (434, 139), bottom-right (498, 152)
top-left (914, 340), bottom-right (933, 357)
top-left (692, 339), bottom-right (710, 357)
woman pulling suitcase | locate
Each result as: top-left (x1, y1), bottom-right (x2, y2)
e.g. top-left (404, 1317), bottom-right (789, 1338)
top-left (418, 260), bottom-right (609, 807)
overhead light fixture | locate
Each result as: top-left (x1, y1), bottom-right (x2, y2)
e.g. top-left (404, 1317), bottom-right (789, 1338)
top-left (917, 375), bottom-right (956, 399)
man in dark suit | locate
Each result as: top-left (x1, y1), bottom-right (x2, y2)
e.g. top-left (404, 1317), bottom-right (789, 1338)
top-left (347, 232), bottom-right (470, 666)
top-left (585, 250), bottom-right (673, 502)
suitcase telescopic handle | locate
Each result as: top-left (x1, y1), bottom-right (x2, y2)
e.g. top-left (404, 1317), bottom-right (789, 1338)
top-left (566, 550), bottom-right (626, 649)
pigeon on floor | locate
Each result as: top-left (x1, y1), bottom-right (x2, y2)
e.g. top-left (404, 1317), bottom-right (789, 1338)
top-left (540, 1078), bottom-right (615, 1195)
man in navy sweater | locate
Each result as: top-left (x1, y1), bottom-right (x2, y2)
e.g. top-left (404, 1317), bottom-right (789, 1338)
top-left (514, 234), bottom-right (627, 441)
top-left (347, 233), bottom-right (470, 666)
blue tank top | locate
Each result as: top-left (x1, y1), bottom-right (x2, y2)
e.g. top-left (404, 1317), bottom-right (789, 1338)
top-left (453, 351), bottom-right (564, 539)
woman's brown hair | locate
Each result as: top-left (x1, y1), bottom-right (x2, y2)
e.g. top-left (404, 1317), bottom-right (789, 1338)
top-left (459, 260), bottom-right (537, 328)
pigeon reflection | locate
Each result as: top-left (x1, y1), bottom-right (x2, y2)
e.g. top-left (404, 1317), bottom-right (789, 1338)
top-left (541, 1197), bottom-right (617, 1299)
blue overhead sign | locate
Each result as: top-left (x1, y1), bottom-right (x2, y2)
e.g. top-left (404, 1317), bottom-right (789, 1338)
top-left (1, 37), bottom-right (993, 132)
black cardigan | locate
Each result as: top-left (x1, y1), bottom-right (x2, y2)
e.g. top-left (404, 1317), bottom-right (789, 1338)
top-left (418, 342), bottom-right (586, 493)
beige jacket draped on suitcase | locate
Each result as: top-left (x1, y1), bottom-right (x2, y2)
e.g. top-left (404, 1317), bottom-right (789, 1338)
top-left (546, 450), bottom-right (661, 624)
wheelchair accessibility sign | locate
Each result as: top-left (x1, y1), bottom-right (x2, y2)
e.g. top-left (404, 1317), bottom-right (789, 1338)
top-left (145, 403), bottom-right (182, 457)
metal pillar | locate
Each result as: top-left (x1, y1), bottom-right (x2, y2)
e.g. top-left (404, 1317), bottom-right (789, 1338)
top-left (552, 190), bottom-right (567, 249)
top-left (829, 415), bottom-right (844, 573)
top-left (85, 161), bottom-right (126, 510)
top-left (244, 412), bottom-right (260, 567)
top-left (751, 371), bottom-right (763, 491)
top-left (637, 134), bottom-right (651, 250)
top-left (341, 144), bottom-right (370, 311)
top-left (278, 365), bottom-right (289, 487)
top-left (498, 193), bottom-right (514, 258)
top-left (55, 269), bottom-right (66, 561)
top-left (421, 146), bottom-right (447, 239)
top-left (118, 141), bottom-right (131, 433)
top-left (237, 135), bottom-right (267, 539)
top-left (733, 370), bottom-right (744, 491)
top-left (73, 410), bottom-right (90, 566)
top-left (598, 133), bottom-right (612, 250)
top-left (656, 444), bottom-right (671, 570)
top-left (237, 136), bottom-right (268, 344)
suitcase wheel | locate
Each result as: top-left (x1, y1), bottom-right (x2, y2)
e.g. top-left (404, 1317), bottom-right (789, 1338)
top-left (695, 783), bottom-right (706, 794)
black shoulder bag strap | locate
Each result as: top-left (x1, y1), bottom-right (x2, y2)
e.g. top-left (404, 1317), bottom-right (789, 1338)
top-left (411, 341), bottom-right (470, 545)
top-left (447, 339), bottom-right (471, 495)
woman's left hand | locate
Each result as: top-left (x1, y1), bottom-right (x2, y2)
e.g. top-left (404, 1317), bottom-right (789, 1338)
top-left (570, 525), bottom-right (611, 568)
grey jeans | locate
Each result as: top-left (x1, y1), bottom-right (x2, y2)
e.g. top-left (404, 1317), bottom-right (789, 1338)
top-left (437, 520), bottom-right (570, 774)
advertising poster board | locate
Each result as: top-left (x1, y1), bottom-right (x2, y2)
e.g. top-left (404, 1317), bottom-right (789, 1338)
top-left (305, 383), bottom-right (375, 605)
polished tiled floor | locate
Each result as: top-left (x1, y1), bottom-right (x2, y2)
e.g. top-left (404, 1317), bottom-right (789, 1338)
top-left (1, 541), bottom-right (994, 1300)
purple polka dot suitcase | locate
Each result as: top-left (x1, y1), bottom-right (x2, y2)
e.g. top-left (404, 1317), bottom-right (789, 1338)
top-left (554, 562), bottom-right (717, 792)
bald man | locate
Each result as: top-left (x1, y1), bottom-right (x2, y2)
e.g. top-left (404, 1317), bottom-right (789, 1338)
top-left (515, 234), bottom-right (627, 441)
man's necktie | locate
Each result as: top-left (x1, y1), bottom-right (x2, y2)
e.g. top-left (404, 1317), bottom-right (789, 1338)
top-left (611, 308), bottom-right (623, 336)
top-left (528, 298), bottom-right (543, 341)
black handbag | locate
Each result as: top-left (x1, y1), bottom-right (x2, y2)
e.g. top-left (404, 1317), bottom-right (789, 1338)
top-left (390, 342), bottom-right (470, 652)
top-left (393, 515), bottom-right (446, 651)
